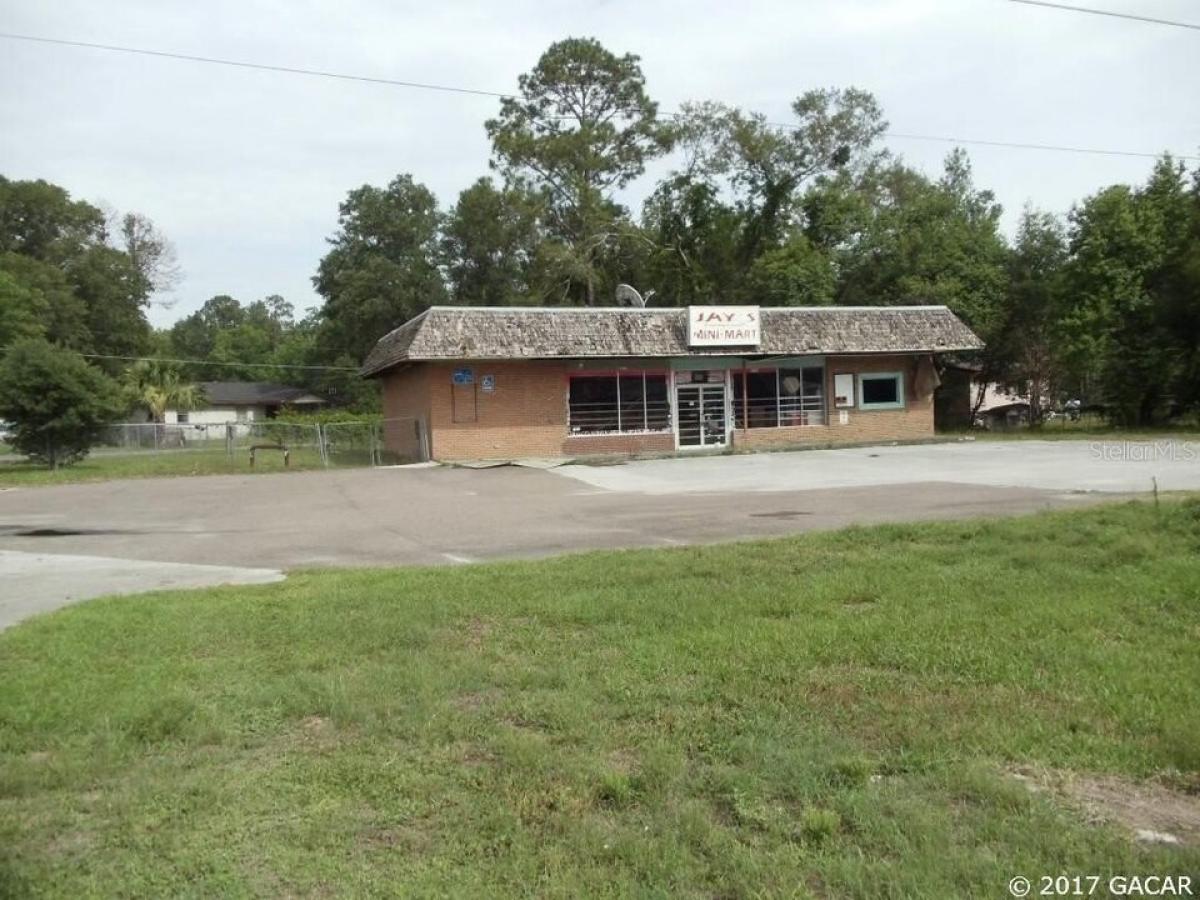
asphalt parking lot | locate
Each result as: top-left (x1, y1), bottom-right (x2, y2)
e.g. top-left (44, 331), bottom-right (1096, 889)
top-left (1, 439), bottom-right (1196, 629)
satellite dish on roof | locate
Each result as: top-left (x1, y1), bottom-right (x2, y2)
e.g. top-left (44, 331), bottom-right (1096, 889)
top-left (615, 284), bottom-right (656, 307)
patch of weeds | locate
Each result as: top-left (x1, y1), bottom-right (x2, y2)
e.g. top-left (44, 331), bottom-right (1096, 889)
top-left (1172, 496), bottom-right (1200, 536)
top-left (595, 771), bottom-right (637, 810)
top-left (628, 744), bottom-right (684, 799)
top-left (828, 755), bottom-right (876, 788)
top-left (799, 807), bottom-right (841, 843)
top-left (122, 694), bottom-right (210, 745)
top-left (839, 591), bottom-right (880, 609)
top-left (730, 789), bottom-right (780, 833)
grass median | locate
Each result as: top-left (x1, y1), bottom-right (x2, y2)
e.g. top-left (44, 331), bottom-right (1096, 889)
top-left (1, 499), bottom-right (1198, 896)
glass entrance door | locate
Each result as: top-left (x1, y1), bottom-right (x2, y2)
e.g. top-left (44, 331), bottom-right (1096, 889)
top-left (676, 383), bottom-right (728, 448)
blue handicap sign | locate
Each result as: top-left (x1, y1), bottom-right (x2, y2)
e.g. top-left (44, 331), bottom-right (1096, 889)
top-left (481, 374), bottom-right (496, 393)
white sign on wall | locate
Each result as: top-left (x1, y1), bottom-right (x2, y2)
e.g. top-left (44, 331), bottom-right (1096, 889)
top-left (833, 373), bottom-right (855, 408)
top-left (688, 306), bottom-right (761, 347)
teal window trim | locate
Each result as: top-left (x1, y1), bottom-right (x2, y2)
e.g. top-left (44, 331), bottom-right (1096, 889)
top-left (857, 371), bottom-right (905, 410)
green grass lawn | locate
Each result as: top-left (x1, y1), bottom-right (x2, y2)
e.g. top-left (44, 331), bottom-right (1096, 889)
top-left (0, 446), bottom-right (328, 488)
top-left (2, 501), bottom-right (1199, 897)
top-left (972, 429), bottom-right (1200, 443)
top-left (947, 414), bottom-right (1200, 443)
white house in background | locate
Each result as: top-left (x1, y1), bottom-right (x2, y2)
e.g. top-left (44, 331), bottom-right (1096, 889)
top-left (163, 381), bottom-right (326, 425)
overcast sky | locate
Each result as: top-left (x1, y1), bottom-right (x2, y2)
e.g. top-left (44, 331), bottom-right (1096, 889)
top-left (2, 0), bottom-right (1197, 328)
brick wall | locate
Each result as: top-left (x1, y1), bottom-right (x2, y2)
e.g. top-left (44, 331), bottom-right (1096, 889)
top-left (381, 353), bottom-right (936, 461)
top-left (426, 360), bottom-right (569, 460)
top-left (379, 365), bottom-right (431, 459)
top-left (731, 354), bottom-right (934, 450)
top-left (564, 432), bottom-right (676, 456)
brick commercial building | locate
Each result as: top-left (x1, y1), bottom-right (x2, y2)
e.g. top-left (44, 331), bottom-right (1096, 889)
top-left (361, 305), bottom-right (983, 462)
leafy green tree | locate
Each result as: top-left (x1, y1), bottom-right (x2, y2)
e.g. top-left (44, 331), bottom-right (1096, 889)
top-left (988, 208), bottom-right (1070, 422)
top-left (313, 174), bottom-right (446, 360)
top-left (0, 253), bottom-right (89, 348)
top-left (1063, 157), bottom-right (1193, 424)
top-left (675, 88), bottom-right (886, 266)
top-left (486, 37), bottom-right (673, 304)
top-left (0, 177), bottom-right (159, 361)
top-left (0, 339), bottom-right (123, 468)
top-left (744, 235), bottom-right (836, 306)
top-left (1160, 169), bottom-right (1200, 411)
top-left (168, 294), bottom-right (301, 380)
top-left (0, 176), bottom-right (105, 263)
top-left (0, 268), bottom-right (49, 347)
top-left (70, 244), bottom-right (152, 365)
top-left (169, 294), bottom-right (244, 366)
top-left (640, 177), bottom-right (741, 305)
top-left (836, 152), bottom-right (1009, 342)
top-left (442, 178), bottom-right (543, 306)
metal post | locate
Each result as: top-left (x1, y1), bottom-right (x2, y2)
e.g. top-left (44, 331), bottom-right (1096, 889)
top-left (642, 372), bottom-right (648, 431)
top-left (741, 360), bottom-right (749, 431)
top-left (615, 375), bottom-right (621, 432)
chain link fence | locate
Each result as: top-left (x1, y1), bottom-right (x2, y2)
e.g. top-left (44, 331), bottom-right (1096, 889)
top-left (321, 418), bottom-right (429, 466)
top-left (97, 422), bottom-right (228, 452)
top-left (80, 418), bottom-right (427, 468)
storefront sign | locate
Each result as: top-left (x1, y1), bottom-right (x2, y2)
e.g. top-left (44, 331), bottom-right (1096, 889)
top-left (688, 306), bottom-right (760, 346)
top-left (452, 367), bottom-right (474, 385)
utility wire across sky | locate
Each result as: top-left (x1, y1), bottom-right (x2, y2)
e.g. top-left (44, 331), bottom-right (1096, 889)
top-left (1004, 0), bottom-right (1200, 31)
top-left (1, 30), bottom-right (1196, 162)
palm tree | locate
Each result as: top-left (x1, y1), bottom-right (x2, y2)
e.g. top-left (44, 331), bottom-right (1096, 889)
top-left (123, 361), bottom-right (203, 423)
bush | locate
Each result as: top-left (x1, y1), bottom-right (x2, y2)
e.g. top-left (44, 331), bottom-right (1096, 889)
top-left (0, 339), bottom-right (124, 468)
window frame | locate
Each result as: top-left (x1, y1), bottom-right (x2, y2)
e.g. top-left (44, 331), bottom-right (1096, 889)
top-left (731, 364), bottom-right (826, 429)
top-left (857, 371), bottom-right (905, 411)
top-left (567, 370), bottom-right (672, 436)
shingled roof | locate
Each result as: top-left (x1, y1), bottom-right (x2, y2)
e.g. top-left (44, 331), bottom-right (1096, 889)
top-left (199, 382), bottom-right (326, 406)
top-left (361, 306), bottom-right (984, 377)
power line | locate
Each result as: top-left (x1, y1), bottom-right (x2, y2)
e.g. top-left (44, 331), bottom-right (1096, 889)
top-left (0, 32), bottom-right (512, 99)
top-left (83, 353), bottom-right (359, 371)
top-left (877, 130), bottom-right (1193, 160)
top-left (1004, 0), bottom-right (1200, 31)
top-left (1, 30), bottom-right (1195, 162)
top-left (668, 110), bottom-right (1197, 161)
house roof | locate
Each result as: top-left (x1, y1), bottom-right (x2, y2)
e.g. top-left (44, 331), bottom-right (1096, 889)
top-left (360, 305), bottom-right (984, 377)
top-left (198, 382), bottom-right (326, 407)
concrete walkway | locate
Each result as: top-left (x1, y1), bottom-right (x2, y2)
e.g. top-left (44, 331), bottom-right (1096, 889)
top-left (0, 549), bottom-right (282, 632)
top-left (554, 439), bottom-right (1200, 495)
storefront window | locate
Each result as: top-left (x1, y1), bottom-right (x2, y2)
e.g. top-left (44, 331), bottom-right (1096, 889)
top-left (732, 365), bottom-right (825, 428)
top-left (569, 372), bottom-right (671, 434)
top-left (858, 372), bottom-right (904, 410)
